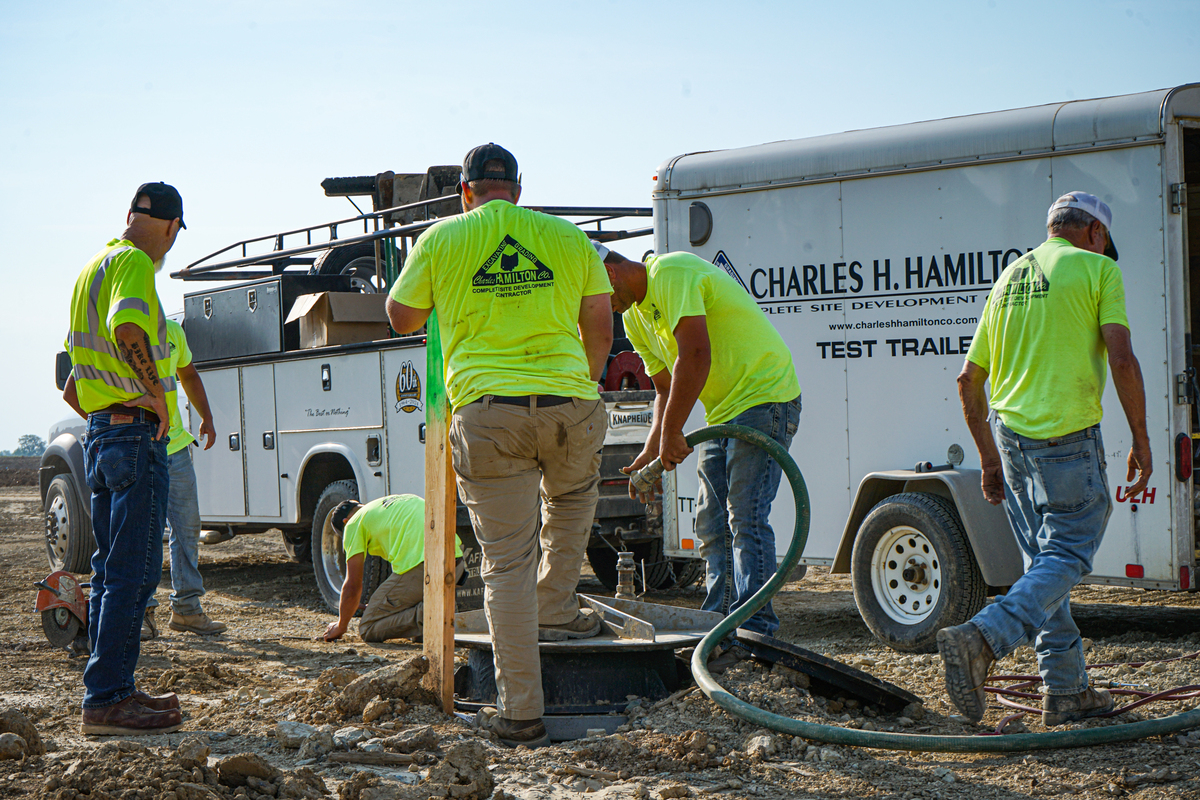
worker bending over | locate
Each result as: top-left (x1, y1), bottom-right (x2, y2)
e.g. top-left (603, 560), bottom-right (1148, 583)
top-left (944, 192), bottom-right (1150, 726)
top-left (601, 245), bottom-right (801, 672)
top-left (387, 143), bottom-right (611, 748)
top-left (320, 494), bottom-right (463, 643)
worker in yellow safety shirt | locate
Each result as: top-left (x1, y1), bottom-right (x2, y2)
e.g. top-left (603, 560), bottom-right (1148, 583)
top-left (600, 244), bottom-right (801, 674)
top-left (319, 495), bottom-right (463, 643)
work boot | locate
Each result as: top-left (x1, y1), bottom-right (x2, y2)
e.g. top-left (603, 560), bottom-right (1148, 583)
top-left (706, 644), bottom-right (750, 675)
top-left (134, 690), bottom-right (180, 712)
top-left (141, 609), bottom-right (159, 641)
top-left (475, 707), bottom-right (551, 748)
top-left (1042, 686), bottom-right (1114, 727)
top-left (81, 695), bottom-right (183, 736)
top-left (538, 609), bottom-right (601, 641)
top-left (169, 611), bottom-right (228, 636)
top-left (936, 622), bottom-right (995, 722)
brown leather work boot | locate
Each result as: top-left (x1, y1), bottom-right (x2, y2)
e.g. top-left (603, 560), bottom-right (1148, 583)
top-left (169, 611), bottom-right (228, 635)
top-left (538, 609), bottom-right (601, 641)
top-left (475, 707), bottom-right (551, 748)
top-left (936, 622), bottom-right (995, 722)
top-left (134, 690), bottom-right (180, 711)
top-left (81, 695), bottom-right (183, 735)
top-left (1043, 686), bottom-right (1114, 727)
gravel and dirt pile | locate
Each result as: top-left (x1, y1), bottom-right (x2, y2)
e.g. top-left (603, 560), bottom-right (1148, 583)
top-left (4, 485), bottom-right (1200, 800)
top-left (0, 457), bottom-right (38, 487)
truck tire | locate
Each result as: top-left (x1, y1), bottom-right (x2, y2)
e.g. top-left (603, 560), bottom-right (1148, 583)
top-left (311, 480), bottom-right (390, 614)
top-left (851, 491), bottom-right (986, 653)
top-left (586, 539), bottom-right (676, 592)
top-left (311, 242), bottom-right (384, 293)
top-left (281, 530), bottom-right (312, 563)
top-left (44, 474), bottom-right (93, 573)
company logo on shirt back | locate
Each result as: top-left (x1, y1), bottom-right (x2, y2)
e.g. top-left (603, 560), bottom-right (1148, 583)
top-left (472, 235), bottom-right (555, 298)
top-left (996, 253), bottom-right (1050, 309)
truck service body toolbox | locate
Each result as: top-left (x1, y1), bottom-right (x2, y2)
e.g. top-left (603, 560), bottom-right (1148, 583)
top-left (652, 85), bottom-right (1200, 649)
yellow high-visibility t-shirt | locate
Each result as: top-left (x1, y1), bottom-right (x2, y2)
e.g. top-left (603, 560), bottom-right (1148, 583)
top-left (623, 252), bottom-right (801, 424)
top-left (165, 320), bottom-right (196, 455)
top-left (388, 200), bottom-right (611, 409)
top-left (67, 239), bottom-right (177, 416)
top-left (342, 494), bottom-right (462, 576)
top-left (966, 238), bottom-right (1129, 439)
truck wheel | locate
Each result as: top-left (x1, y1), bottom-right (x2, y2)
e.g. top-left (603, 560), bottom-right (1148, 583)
top-left (281, 530), bottom-right (312, 563)
top-left (311, 243), bottom-right (382, 293)
top-left (44, 475), bottom-right (93, 573)
top-left (586, 538), bottom-right (675, 592)
top-left (311, 480), bottom-right (390, 614)
top-left (851, 492), bottom-right (986, 653)
top-left (669, 558), bottom-right (706, 590)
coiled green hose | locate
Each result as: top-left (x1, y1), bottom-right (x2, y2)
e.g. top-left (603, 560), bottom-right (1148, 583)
top-left (676, 423), bottom-right (1200, 752)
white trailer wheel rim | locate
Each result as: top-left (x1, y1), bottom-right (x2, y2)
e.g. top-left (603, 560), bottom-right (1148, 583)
top-left (870, 525), bottom-right (942, 624)
top-left (46, 494), bottom-right (69, 561)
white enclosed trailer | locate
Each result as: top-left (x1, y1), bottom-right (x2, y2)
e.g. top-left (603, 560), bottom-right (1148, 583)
top-left (651, 85), bottom-right (1200, 651)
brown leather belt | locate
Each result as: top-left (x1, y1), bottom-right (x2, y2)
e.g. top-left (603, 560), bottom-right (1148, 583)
top-left (477, 395), bottom-right (573, 408)
top-left (90, 404), bottom-right (160, 422)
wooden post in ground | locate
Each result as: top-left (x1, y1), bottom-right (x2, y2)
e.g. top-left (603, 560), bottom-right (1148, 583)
top-left (422, 310), bottom-right (457, 713)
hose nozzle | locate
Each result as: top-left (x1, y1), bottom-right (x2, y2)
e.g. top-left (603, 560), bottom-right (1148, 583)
top-left (629, 458), bottom-right (665, 502)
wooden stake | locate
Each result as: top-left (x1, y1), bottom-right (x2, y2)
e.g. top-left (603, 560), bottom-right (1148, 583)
top-left (423, 310), bottom-right (457, 713)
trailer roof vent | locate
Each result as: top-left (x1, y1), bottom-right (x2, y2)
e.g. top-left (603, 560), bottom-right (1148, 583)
top-left (689, 201), bottom-right (712, 247)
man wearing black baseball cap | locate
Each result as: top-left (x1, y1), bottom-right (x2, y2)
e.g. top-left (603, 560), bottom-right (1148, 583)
top-left (387, 144), bottom-right (613, 747)
top-left (65, 182), bottom-right (186, 735)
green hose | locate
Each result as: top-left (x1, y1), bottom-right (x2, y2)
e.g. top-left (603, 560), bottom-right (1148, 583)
top-left (680, 423), bottom-right (1200, 752)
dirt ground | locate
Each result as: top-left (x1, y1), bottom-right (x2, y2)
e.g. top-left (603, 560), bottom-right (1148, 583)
top-left (3, 484), bottom-right (1200, 800)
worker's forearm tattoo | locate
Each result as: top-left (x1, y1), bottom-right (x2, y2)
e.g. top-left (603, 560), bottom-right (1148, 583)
top-left (118, 329), bottom-right (165, 397)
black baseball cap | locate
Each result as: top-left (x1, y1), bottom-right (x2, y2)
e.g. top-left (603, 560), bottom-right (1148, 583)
top-left (130, 182), bottom-right (186, 229)
top-left (462, 143), bottom-right (519, 184)
top-left (330, 499), bottom-right (362, 534)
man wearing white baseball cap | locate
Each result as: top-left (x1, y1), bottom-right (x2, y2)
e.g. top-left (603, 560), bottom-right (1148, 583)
top-left (941, 191), bottom-right (1151, 727)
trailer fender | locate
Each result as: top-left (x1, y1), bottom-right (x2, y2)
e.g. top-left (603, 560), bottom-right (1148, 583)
top-left (294, 444), bottom-right (369, 523)
top-left (831, 469), bottom-right (1023, 587)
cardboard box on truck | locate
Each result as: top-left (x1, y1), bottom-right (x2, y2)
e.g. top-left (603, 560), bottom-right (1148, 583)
top-left (285, 292), bottom-right (390, 348)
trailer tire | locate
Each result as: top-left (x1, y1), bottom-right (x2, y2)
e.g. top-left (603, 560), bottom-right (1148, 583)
top-left (311, 242), bottom-right (387, 293)
top-left (851, 491), bottom-right (986, 653)
top-left (44, 474), bottom-right (93, 573)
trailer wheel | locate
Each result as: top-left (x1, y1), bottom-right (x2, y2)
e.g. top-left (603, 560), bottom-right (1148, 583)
top-left (851, 491), bottom-right (986, 653)
top-left (311, 242), bottom-right (384, 293)
top-left (44, 475), bottom-right (93, 573)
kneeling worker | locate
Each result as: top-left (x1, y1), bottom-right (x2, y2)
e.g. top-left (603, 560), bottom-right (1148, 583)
top-left (320, 494), bottom-right (463, 642)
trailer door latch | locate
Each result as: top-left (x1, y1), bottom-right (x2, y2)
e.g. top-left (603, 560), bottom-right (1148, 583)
top-left (1170, 183), bottom-right (1187, 215)
top-left (1176, 370), bottom-right (1197, 405)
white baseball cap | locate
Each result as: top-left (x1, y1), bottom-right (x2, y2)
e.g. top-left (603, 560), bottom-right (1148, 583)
top-left (1047, 191), bottom-right (1112, 230)
top-left (592, 240), bottom-right (610, 260)
top-left (1047, 191), bottom-right (1118, 261)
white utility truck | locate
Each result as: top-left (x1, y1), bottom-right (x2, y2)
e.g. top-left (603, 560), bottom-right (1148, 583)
top-left (651, 84), bottom-right (1200, 651)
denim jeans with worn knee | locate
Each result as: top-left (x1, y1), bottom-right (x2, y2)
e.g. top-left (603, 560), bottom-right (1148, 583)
top-left (971, 420), bottom-right (1112, 696)
top-left (147, 446), bottom-right (206, 616)
top-left (695, 395), bottom-right (801, 637)
top-left (83, 412), bottom-right (169, 708)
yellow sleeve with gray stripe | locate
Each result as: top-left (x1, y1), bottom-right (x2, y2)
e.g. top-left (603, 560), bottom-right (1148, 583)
top-left (165, 320), bottom-right (196, 454)
top-left (68, 239), bottom-right (177, 416)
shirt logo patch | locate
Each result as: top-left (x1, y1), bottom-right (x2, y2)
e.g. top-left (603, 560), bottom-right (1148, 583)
top-left (996, 253), bottom-right (1050, 309)
top-left (472, 235), bottom-right (555, 298)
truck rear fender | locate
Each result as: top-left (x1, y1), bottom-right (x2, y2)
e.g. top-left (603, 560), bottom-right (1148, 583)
top-left (830, 469), bottom-right (1023, 587)
top-left (295, 445), bottom-right (366, 526)
top-left (39, 432), bottom-right (87, 503)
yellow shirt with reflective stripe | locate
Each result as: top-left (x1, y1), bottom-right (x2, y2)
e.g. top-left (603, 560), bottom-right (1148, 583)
top-left (389, 200), bottom-right (611, 409)
top-left (165, 320), bottom-right (195, 455)
top-left (341, 494), bottom-right (462, 576)
top-left (67, 239), bottom-right (177, 417)
top-left (966, 238), bottom-right (1129, 439)
top-left (623, 252), bottom-right (801, 424)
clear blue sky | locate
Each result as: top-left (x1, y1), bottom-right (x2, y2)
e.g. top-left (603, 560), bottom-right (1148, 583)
top-left (1, 0), bottom-right (1197, 454)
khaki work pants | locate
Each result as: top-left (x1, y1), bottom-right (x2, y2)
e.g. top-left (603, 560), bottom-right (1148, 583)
top-left (450, 396), bottom-right (606, 720)
top-left (358, 559), bottom-right (465, 642)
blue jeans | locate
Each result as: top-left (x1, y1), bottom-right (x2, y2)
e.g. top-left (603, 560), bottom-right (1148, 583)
top-left (695, 396), bottom-right (801, 637)
top-left (971, 420), bottom-right (1112, 695)
top-left (147, 447), bottom-right (206, 616)
top-left (82, 411), bottom-right (169, 708)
